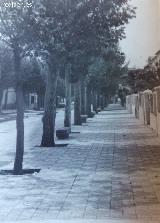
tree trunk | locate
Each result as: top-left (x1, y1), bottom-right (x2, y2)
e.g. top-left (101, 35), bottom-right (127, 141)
top-left (100, 95), bottom-right (105, 110)
top-left (4, 89), bottom-right (8, 109)
top-left (74, 80), bottom-right (81, 125)
top-left (97, 93), bottom-right (101, 109)
top-left (64, 64), bottom-right (71, 129)
top-left (13, 46), bottom-right (24, 175)
top-left (37, 93), bottom-right (41, 110)
top-left (14, 85), bottom-right (24, 174)
top-left (92, 91), bottom-right (97, 113)
top-left (0, 88), bottom-right (3, 114)
top-left (81, 78), bottom-right (86, 115)
top-left (41, 67), bottom-right (59, 147)
top-left (86, 85), bottom-right (92, 117)
top-left (103, 96), bottom-right (106, 108)
top-left (105, 96), bottom-right (108, 107)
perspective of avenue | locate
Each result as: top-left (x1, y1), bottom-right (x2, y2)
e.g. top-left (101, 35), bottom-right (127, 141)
top-left (0, 0), bottom-right (160, 222)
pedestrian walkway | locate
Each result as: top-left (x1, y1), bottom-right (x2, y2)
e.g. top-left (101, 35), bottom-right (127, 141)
top-left (1, 104), bottom-right (160, 222)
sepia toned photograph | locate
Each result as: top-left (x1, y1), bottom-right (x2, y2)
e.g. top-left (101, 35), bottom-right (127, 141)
top-left (0, 0), bottom-right (160, 223)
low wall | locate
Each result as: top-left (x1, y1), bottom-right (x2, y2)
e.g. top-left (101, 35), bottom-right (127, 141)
top-left (126, 88), bottom-right (160, 135)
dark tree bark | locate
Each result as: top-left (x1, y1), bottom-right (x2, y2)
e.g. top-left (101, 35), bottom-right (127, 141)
top-left (105, 96), bottom-right (108, 107)
top-left (64, 64), bottom-right (71, 129)
top-left (13, 46), bottom-right (24, 175)
top-left (41, 64), bottom-right (59, 147)
top-left (105, 96), bottom-right (109, 107)
top-left (0, 88), bottom-right (3, 113)
top-left (100, 96), bottom-right (105, 110)
top-left (4, 89), bottom-right (8, 109)
top-left (74, 80), bottom-right (81, 125)
top-left (86, 85), bottom-right (92, 117)
top-left (92, 91), bottom-right (97, 113)
top-left (14, 84), bottom-right (24, 174)
top-left (81, 78), bottom-right (86, 115)
top-left (103, 96), bottom-right (106, 108)
top-left (97, 93), bottom-right (101, 109)
top-left (37, 93), bottom-right (43, 110)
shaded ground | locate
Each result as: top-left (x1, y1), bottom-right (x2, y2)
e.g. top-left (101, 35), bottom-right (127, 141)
top-left (0, 104), bottom-right (160, 222)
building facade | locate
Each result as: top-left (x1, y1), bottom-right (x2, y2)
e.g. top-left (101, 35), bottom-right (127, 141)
top-left (1, 88), bottom-right (39, 110)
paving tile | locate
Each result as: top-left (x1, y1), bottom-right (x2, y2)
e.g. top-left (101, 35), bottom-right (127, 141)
top-left (1, 104), bottom-right (160, 222)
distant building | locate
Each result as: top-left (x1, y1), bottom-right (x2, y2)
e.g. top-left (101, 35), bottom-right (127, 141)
top-left (1, 88), bottom-right (39, 110)
top-left (1, 88), bottom-right (16, 109)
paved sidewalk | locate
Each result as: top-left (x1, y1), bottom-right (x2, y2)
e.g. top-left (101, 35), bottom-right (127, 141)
top-left (0, 104), bottom-right (160, 222)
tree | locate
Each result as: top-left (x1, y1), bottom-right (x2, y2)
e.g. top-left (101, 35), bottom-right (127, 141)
top-left (31, 0), bottom-right (79, 146)
top-left (71, 0), bottom-right (135, 118)
top-left (64, 63), bottom-right (72, 129)
top-left (0, 2), bottom-right (38, 174)
top-left (127, 62), bottom-right (160, 93)
top-left (0, 0), bottom-right (135, 157)
top-left (87, 47), bottom-right (127, 111)
top-left (36, 0), bottom-right (135, 136)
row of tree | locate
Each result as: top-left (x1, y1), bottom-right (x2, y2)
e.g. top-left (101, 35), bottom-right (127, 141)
top-left (0, 0), bottom-right (135, 174)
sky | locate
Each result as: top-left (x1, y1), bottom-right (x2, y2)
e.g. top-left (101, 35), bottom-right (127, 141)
top-left (120, 0), bottom-right (160, 69)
